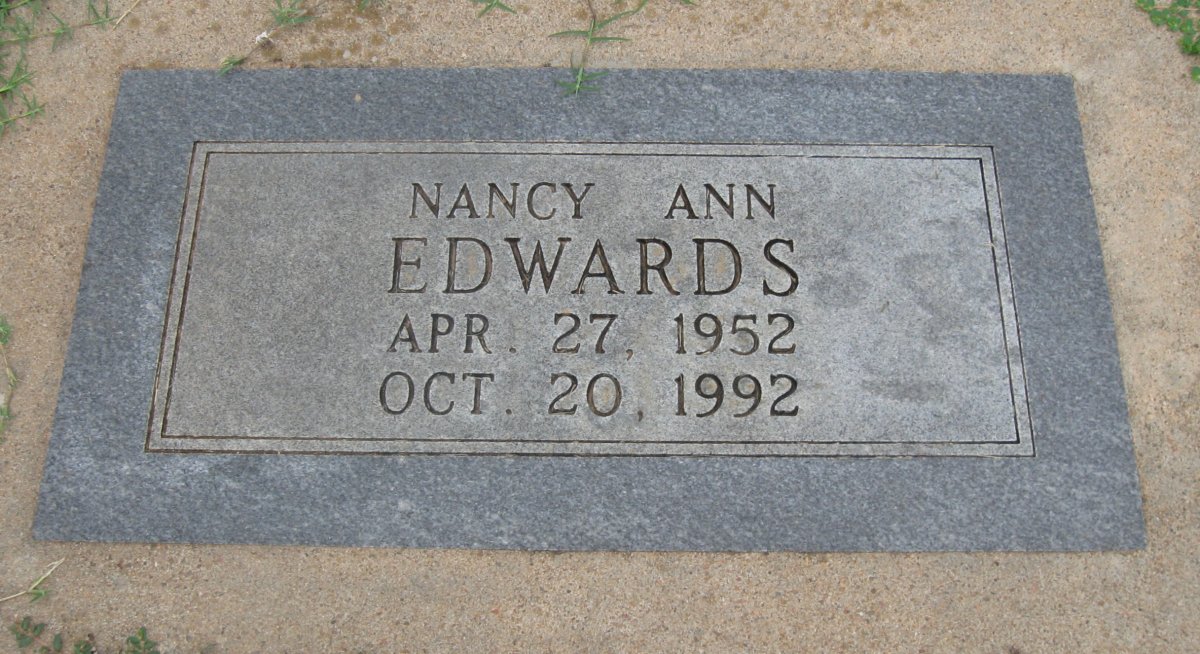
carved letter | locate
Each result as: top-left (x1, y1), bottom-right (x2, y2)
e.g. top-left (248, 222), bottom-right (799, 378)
top-left (423, 372), bottom-right (455, 416)
top-left (573, 239), bottom-right (624, 295)
top-left (763, 238), bottom-right (799, 297)
top-left (461, 372), bottom-right (495, 415)
top-left (562, 182), bottom-right (595, 219)
top-left (527, 182), bottom-right (558, 220)
top-left (487, 183), bottom-right (519, 219)
top-left (745, 184), bottom-right (776, 219)
top-left (389, 237), bottom-right (427, 293)
top-left (380, 372), bottom-right (415, 415)
top-left (505, 237), bottom-right (571, 293)
top-left (694, 238), bottom-right (743, 295)
top-left (464, 314), bottom-right (492, 354)
top-left (447, 184), bottom-right (480, 219)
top-left (704, 183), bottom-right (736, 219)
top-left (664, 184), bottom-right (698, 220)
top-left (444, 237), bottom-right (493, 294)
top-left (387, 314), bottom-right (421, 353)
top-left (637, 238), bottom-right (680, 296)
top-left (429, 314), bottom-right (455, 354)
top-left (409, 183), bottom-right (442, 219)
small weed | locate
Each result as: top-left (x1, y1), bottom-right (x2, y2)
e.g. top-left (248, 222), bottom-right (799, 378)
top-left (270, 0), bottom-right (313, 27)
top-left (550, 0), bottom-right (647, 94)
top-left (121, 628), bottom-right (159, 654)
top-left (0, 1), bottom-right (114, 49)
top-left (497, 0), bottom-right (696, 95)
top-left (217, 53), bottom-right (246, 76)
top-left (0, 315), bottom-right (15, 439)
top-left (0, 0), bottom-right (115, 138)
top-left (220, 0), bottom-right (381, 75)
top-left (1137, 0), bottom-right (1200, 81)
top-left (218, 0), bottom-right (697, 94)
top-left (85, 0), bottom-right (112, 27)
top-left (558, 56), bottom-right (609, 94)
top-left (471, 0), bottom-right (515, 16)
top-left (7, 617), bottom-right (153, 654)
top-left (0, 559), bottom-right (63, 604)
top-left (5, 565), bottom-right (168, 653)
top-left (8, 616), bottom-right (44, 649)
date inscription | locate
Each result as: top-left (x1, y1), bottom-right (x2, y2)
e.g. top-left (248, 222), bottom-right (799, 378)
top-left (148, 142), bottom-right (1032, 456)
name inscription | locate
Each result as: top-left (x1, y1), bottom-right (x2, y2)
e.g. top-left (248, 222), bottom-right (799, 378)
top-left (148, 142), bottom-right (1031, 456)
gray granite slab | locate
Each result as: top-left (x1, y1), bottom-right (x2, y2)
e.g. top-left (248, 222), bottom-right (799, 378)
top-left (34, 68), bottom-right (1144, 550)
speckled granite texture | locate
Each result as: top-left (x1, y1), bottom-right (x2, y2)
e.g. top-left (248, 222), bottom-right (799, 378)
top-left (33, 68), bottom-right (1143, 551)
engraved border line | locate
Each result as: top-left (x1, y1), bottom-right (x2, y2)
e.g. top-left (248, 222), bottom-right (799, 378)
top-left (148, 143), bottom-right (1032, 457)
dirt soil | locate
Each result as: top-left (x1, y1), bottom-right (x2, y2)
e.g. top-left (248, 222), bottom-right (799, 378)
top-left (1, 1), bottom-right (1198, 652)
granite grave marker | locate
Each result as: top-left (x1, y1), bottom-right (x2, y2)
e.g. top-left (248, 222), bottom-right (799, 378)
top-left (35, 68), bottom-right (1145, 550)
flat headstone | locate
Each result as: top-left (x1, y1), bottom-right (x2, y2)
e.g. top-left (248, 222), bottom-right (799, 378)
top-left (35, 68), bottom-right (1144, 550)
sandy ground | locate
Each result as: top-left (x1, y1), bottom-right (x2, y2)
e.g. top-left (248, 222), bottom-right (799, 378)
top-left (0, 1), bottom-right (1197, 652)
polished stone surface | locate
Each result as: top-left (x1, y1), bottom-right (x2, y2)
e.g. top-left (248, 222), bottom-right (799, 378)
top-left (153, 142), bottom-right (1026, 456)
top-left (34, 68), bottom-right (1143, 550)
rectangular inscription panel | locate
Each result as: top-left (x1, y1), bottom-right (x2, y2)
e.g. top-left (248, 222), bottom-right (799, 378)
top-left (149, 141), bottom-right (1031, 456)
